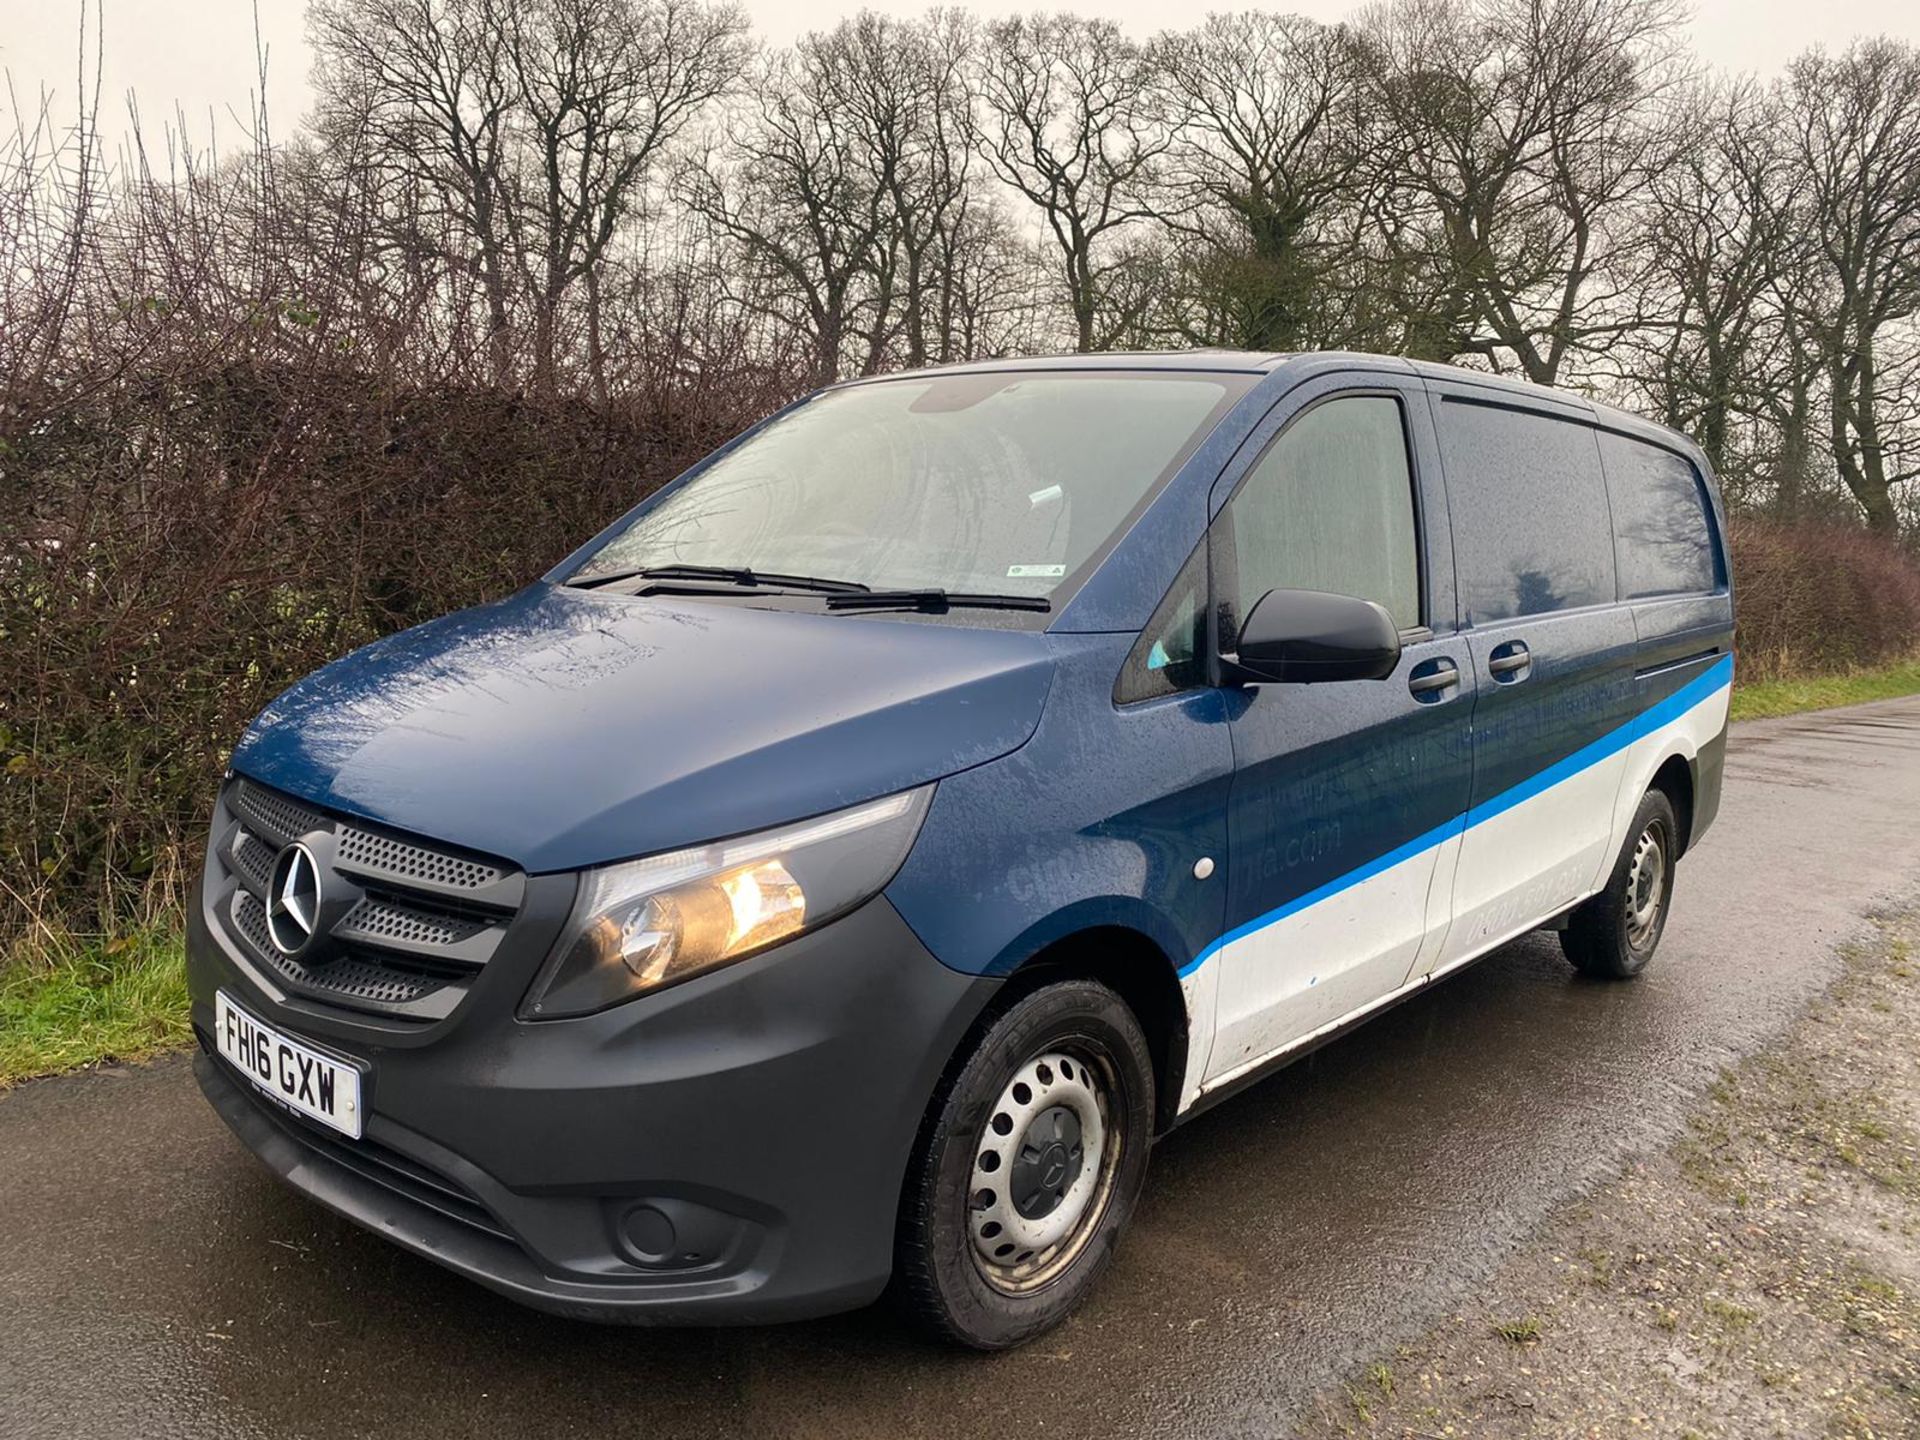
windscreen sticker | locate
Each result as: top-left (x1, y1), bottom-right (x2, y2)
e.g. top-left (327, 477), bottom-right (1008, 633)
top-left (1028, 484), bottom-right (1064, 507)
top-left (1007, 564), bottom-right (1066, 579)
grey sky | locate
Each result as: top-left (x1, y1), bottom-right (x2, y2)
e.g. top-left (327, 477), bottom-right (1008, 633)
top-left (5, 0), bottom-right (1917, 155)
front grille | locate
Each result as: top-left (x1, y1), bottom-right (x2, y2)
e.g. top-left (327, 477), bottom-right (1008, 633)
top-left (234, 782), bottom-right (330, 845)
top-left (336, 828), bottom-right (503, 890)
top-left (235, 890), bottom-right (446, 1005)
top-left (336, 896), bottom-right (486, 948)
top-left (230, 827), bottom-right (277, 892)
top-left (208, 776), bottom-right (527, 1022)
top-left (232, 886), bottom-right (276, 955)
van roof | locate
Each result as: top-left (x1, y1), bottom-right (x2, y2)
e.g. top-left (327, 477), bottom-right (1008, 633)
top-left (835, 349), bottom-right (1292, 380)
top-left (834, 350), bottom-right (1703, 463)
top-left (844, 349), bottom-right (1594, 392)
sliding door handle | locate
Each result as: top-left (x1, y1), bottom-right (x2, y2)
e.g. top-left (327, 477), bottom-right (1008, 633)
top-left (1408, 658), bottom-right (1460, 700)
top-left (1489, 640), bottom-right (1532, 681)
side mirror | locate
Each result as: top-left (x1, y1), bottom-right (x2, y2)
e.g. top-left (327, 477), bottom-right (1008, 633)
top-left (1231, 588), bottom-right (1402, 684)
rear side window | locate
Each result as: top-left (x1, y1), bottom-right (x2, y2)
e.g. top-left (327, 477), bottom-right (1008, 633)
top-left (1220, 395), bottom-right (1422, 635)
top-left (1598, 432), bottom-right (1720, 598)
top-left (1437, 400), bottom-right (1616, 624)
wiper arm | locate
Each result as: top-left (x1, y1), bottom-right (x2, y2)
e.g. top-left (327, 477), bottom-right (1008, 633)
top-left (568, 563), bottom-right (871, 595)
top-left (824, 588), bottom-right (1051, 614)
top-left (567, 566), bottom-right (1049, 612)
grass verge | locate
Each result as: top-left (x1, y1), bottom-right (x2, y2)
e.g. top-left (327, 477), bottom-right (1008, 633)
top-left (0, 928), bottom-right (190, 1088)
top-left (1731, 657), bottom-right (1920, 722)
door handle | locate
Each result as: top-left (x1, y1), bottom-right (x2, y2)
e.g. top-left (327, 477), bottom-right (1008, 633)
top-left (1489, 640), bottom-right (1532, 681)
top-left (1408, 657), bottom-right (1460, 699)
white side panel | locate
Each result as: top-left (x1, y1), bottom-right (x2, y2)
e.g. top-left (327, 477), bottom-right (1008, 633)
top-left (1201, 843), bottom-right (1439, 1085)
top-left (1410, 827), bottom-right (1463, 974)
top-left (1177, 960), bottom-right (1221, 1113)
top-left (1434, 753), bottom-right (1624, 971)
top-left (1600, 680), bottom-right (1729, 872)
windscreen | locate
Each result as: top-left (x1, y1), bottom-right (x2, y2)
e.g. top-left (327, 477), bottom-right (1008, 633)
top-left (572, 371), bottom-right (1247, 599)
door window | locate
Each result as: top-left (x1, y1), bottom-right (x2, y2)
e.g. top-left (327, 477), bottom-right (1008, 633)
top-left (1436, 399), bottom-right (1617, 624)
top-left (1219, 395), bottom-right (1422, 637)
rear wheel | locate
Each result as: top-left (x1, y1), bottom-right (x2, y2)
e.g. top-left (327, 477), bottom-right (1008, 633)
top-left (1561, 787), bottom-right (1679, 979)
top-left (894, 978), bottom-right (1154, 1349)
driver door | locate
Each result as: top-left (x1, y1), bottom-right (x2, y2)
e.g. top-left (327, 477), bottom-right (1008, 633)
top-left (1201, 379), bottom-right (1475, 1085)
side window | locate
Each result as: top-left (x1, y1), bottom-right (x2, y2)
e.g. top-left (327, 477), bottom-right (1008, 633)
top-left (1598, 432), bottom-right (1720, 598)
top-left (1116, 542), bottom-right (1207, 704)
top-left (1218, 395), bottom-right (1422, 639)
top-left (1437, 399), bottom-right (1616, 624)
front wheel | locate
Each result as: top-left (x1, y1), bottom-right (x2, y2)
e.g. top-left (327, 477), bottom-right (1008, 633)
top-left (893, 978), bottom-right (1155, 1349)
top-left (1561, 787), bottom-right (1679, 979)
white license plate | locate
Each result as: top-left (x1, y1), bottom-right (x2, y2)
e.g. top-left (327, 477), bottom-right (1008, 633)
top-left (215, 990), bottom-right (364, 1139)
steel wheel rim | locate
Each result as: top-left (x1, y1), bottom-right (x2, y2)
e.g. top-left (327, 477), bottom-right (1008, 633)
top-left (968, 1043), bottom-right (1123, 1296)
top-left (1626, 819), bottom-right (1667, 950)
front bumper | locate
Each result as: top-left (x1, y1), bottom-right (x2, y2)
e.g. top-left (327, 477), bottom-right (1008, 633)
top-left (187, 886), bottom-right (999, 1324)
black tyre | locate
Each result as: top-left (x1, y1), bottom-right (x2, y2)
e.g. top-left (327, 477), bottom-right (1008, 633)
top-left (1560, 788), bottom-right (1679, 979)
top-left (894, 978), bottom-right (1155, 1350)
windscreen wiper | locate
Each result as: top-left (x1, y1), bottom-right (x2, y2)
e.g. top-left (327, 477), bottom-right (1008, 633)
top-left (824, 589), bottom-right (1051, 614)
top-left (567, 563), bottom-right (871, 595)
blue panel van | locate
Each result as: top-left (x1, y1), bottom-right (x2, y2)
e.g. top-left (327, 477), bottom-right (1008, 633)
top-left (186, 351), bottom-right (1734, 1348)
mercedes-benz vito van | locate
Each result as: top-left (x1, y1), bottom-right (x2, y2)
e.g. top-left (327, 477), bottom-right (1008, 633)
top-left (188, 351), bottom-right (1732, 1348)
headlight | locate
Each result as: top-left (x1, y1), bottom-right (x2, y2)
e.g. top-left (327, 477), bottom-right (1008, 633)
top-left (521, 786), bottom-right (934, 1018)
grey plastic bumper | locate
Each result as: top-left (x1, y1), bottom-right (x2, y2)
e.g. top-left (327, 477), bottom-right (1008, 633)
top-left (188, 894), bottom-right (999, 1324)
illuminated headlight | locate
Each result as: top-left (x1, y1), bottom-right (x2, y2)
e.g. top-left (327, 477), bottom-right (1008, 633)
top-left (521, 786), bottom-right (933, 1018)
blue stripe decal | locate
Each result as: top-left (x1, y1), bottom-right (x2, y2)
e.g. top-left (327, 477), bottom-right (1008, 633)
top-left (1177, 654), bottom-right (1732, 979)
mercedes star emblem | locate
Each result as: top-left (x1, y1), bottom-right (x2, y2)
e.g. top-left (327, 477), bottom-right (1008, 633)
top-left (266, 842), bottom-right (322, 955)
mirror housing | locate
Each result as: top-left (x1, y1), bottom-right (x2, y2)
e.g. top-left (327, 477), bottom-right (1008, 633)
top-left (1230, 588), bottom-right (1402, 684)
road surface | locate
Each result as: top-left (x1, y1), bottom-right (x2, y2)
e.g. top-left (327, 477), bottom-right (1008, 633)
top-left (5, 697), bottom-right (1920, 1439)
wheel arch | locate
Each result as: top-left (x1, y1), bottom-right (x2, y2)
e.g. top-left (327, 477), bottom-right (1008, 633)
top-left (1648, 751), bottom-right (1697, 858)
top-left (997, 926), bottom-right (1192, 1136)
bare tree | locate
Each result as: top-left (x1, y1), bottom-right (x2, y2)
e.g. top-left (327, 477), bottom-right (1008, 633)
top-left (976, 14), bottom-right (1168, 352)
top-left (1357, 0), bottom-right (1687, 384)
top-left (1628, 80), bottom-right (1795, 490)
top-left (934, 198), bottom-right (1043, 359)
top-left (1151, 12), bottom-right (1364, 350)
top-left (1775, 39), bottom-right (1920, 535)
top-left (807, 11), bottom-right (986, 369)
top-left (497, 0), bottom-right (749, 398)
top-left (24, 0), bottom-right (1920, 946)
top-left (681, 46), bottom-right (894, 385)
top-left (310, 0), bottom-right (521, 383)
top-left (310, 0), bottom-right (746, 396)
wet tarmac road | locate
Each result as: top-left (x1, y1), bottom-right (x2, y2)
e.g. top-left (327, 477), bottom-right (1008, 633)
top-left (6, 698), bottom-right (1920, 1440)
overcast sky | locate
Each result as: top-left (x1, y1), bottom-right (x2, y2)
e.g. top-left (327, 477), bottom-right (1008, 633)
top-left (6, 0), bottom-right (1918, 156)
